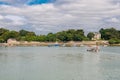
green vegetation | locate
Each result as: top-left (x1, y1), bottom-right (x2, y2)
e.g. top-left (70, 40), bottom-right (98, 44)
top-left (99, 28), bottom-right (120, 44)
top-left (56, 29), bottom-right (88, 41)
top-left (87, 32), bottom-right (95, 40)
top-left (0, 28), bottom-right (88, 42)
top-left (0, 27), bottom-right (120, 44)
top-left (109, 38), bottom-right (120, 44)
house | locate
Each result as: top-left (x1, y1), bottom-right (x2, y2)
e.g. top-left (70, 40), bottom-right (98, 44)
top-left (92, 32), bottom-right (101, 40)
top-left (7, 38), bottom-right (20, 46)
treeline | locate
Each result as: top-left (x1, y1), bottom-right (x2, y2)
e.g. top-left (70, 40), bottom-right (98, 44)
top-left (0, 28), bottom-right (120, 44)
top-left (99, 28), bottom-right (120, 44)
top-left (0, 28), bottom-right (88, 42)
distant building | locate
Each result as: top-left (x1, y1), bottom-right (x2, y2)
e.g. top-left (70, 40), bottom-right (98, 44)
top-left (92, 32), bottom-right (101, 40)
top-left (7, 38), bottom-right (20, 46)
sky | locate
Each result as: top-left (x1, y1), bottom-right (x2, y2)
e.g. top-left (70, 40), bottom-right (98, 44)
top-left (0, 0), bottom-right (120, 34)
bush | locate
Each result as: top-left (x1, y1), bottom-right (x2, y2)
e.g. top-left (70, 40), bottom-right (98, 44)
top-left (0, 37), bottom-right (4, 43)
top-left (109, 38), bottom-right (120, 44)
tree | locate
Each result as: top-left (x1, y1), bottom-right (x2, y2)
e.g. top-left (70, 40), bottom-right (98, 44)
top-left (9, 31), bottom-right (19, 38)
top-left (75, 29), bottom-right (84, 36)
top-left (109, 38), bottom-right (120, 44)
top-left (26, 32), bottom-right (36, 36)
top-left (0, 28), bottom-right (9, 36)
top-left (87, 32), bottom-right (95, 40)
top-left (46, 33), bottom-right (56, 42)
top-left (56, 29), bottom-right (87, 41)
top-left (36, 35), bottom-right (47, 42)
top-left (2, 31), bottom-right (19, 42)
top-left (2, 31), bottom-right (10, 42)
top-left (19, 29), bottom-right (36, 36)
top-left (99, 28), bottom-right (119, 40)
top-left (0, 36), bottom-right (4, 43)
top-left (19, 29), bottom-right (28, 36)
top-left (56, 31), bottom-right (67, 41)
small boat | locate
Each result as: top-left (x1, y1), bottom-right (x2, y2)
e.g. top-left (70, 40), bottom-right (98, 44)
top-left (48, 42), bottom-right (60, 47)
top-left (87, 45), bottom-right (99, 52)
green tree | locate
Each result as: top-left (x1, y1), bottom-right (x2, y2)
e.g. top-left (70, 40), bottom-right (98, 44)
top-left (56, 29), bottom-right (86, 41)
top-left (87, 32), bottom-right (95, 40)
top-left (19, 29), bottom-right (28, 36)
top-left (9, 31), bottom-right (19, 38)
top-left (0, 28), bottom-right (9, 36)
top-left (19, 29), bottom-right (36, 36)
top-left (2, 31), bottom-right (19, 42)
top-left (56, 31), bottom-right (67, 42)
top-left (36, 35), bottom-right (47, 42)
top-left (0, 36), bottom-right (4, 43)
top-left (109, 38), bottom-right (120, 44)
top-left (75, 29), bottom-right (84, 36)
top-left (26, 32), bottom-right (36, 36)
top-left (2, 31), bottom-right (10, 42)
top-left (99, 28), bottom-right (119, 40)
top-left (46, 33), bottom-right (56, 42)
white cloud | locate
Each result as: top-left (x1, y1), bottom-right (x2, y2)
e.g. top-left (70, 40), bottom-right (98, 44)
top-left (4, 15), bottom-right (27, 26)
top-left (5, 15), bottom-right (26, 21)
top-left (0, 15), bottom-right (4, 19)
top-left (0, 0), bottom-right (120, 34)
top-left (107, 17), bottom-right (119, 23)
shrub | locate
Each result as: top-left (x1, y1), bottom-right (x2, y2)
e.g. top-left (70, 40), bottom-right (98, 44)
top-left (109, 38), bottom-right (120, 44)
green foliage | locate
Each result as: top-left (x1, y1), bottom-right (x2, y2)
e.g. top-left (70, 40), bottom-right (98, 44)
top-left (35, 35), bottom-right (46, 42)
top-left (100, 28), bottom-right (120, 44)
top-left (1, 31), bottom-right (9, 42)
top-left (2, 31), bottom-right (19, 42)
top-left (0, 28), bottom-right (87, 42)
top-left (9, 31), bottom-right (19, 38)
top-left (0, 36), bottom-right (4, 43)
top-left (56, 31), bottom-right (67, 41)
top-left (56, 29), bottom-right (87, 41)
top-left (99, 28), bottom-right (119, 40)
top-left (19, 29), bottom-right (28, 36)
top-left (24, 36), bottom-right (36, 41)
top-left (87, 32), bottom-right (95, 40)
top-left (109, 38), bottom-right (120, 44)
top-left (46, 33), bottom-right (56, 42)
top-left (0, 28), bottom-right (119, 43)
top-left (19, 29), bottom-right (36, 36)
top-left (0, 28), bottom-right (9, 36)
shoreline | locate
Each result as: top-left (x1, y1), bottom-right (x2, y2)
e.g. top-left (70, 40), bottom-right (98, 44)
top-left (0, 40), bottom-right (113, 47)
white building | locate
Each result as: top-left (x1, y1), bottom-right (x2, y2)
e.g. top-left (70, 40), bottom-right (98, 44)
top-left (92, 32), bottom-right (101, 40)
top-left (7, 38), bottom-right (20, 46)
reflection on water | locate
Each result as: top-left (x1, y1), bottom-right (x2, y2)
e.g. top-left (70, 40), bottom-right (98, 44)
top-left (57, 51), bottom-right (101, 80)
top-left (0, 47), bottom-right (120, 80)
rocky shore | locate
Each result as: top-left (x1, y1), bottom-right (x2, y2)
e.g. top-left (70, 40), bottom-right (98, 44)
top-left (0, 40), bottom-right (110, 47)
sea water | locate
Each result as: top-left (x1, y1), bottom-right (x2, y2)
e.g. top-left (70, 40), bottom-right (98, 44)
top-left (0, 46), bottom-right (120, 80)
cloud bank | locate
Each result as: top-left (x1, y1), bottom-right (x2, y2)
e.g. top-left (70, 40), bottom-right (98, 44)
top-left (0, 0), bottom-right (120, 34)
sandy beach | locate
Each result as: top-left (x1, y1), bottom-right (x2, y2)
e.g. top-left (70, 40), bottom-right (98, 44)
top-left (0, 40), bottom-right (110, 47)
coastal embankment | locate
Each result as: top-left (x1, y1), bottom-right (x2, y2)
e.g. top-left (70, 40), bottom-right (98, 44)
top-left (0, 40), bottom-right (110, 47)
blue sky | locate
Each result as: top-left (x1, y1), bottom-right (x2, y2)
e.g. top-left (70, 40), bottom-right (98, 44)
top-left (0, 0), bottom-right (120, 34)
top-left (27, 0), bottom-right (55, 5)
top-left (0, 0), bottom-right (55, 5)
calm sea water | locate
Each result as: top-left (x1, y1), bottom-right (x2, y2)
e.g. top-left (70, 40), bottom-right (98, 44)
top-left (0, 46), bottom-right (120, 80)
